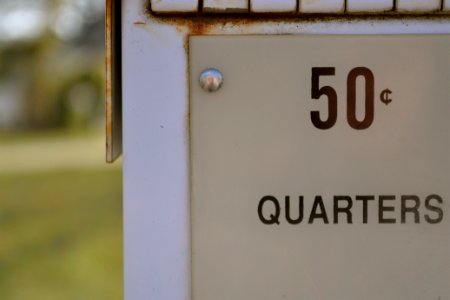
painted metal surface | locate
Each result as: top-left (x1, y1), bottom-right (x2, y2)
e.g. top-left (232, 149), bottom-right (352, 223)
top-left (347, 0), bottom-right (394, 12)
top-left (151, 0), bottom-right (199, 12)
top-left (299, 0), bottom-right (345, 13)
top-left (190, 34), bottom-right (450, 300)
top-left (122, 2), bottom-right (190, 299)
top-left (251, 0), bottom-right (297, 13)
top-left (203, 0), bottom-right (249, 12)
top-left (120, 0), bottom-right (450, 299)
top-left (397, 0), bottom-right (442, 12)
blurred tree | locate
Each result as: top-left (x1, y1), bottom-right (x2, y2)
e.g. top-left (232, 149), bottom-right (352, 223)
top-left (0, 0), bottom-right (105, 131)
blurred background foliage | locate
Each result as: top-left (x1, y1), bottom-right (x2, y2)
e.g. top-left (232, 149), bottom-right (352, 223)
top-left (0, 0), bottom-right (122, 299)
top-left (0, 0), bottom-right (105, 130)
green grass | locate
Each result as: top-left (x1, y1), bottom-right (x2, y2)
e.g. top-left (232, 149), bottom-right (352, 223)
top-left (0, 168), bottom-right (123, 300)
top-left (0, 127), bottom-right (102, 143)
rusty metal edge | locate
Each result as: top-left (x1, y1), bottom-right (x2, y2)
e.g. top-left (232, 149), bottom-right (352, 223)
top-left (146, 5), bottom-right (450, 29)
top-left (106, 0), bottom-right (123, 163)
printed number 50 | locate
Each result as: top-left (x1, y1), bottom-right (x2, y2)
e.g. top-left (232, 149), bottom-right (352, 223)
top-left (311, 67), bottom-right (375, 130)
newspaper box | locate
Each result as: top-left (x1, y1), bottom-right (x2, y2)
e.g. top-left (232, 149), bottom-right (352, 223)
top-left (106, 1), bottom-right (450, 299)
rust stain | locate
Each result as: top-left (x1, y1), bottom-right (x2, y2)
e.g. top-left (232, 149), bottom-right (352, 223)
top-left (150, 15), bottom-right (280, 36)
top-left (145, 13), bottom-right (450, 37)
top-left (143, 0), bottom-right (450, 47)
top-left (180, 18), bottom-right (217, 35)
top-left (145, 0), bottom-right (450, 27)
top-left (134, 20), bottom-right (147, 25)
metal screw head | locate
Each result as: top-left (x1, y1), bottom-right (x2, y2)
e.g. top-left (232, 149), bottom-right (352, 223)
top-left (199, 68), bottom-right (223, 92)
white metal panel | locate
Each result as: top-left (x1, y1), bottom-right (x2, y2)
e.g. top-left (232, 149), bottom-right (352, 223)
top-left (151, 0), bottom-right (198, 12)
top-left (191, 35), bottom-right (450, 300)
top-left (203, 0), bottom-right (249, 12)
top-left (347, 0), bottom-right (393, 12)
top-left (251, 0), bottom-right (297, 12)
top-left (397, 0), bottom-right (441, 12)
top-left (122, 0), bottom-right (191, 300)
top-left (299, 0), bottom-right (345, 13)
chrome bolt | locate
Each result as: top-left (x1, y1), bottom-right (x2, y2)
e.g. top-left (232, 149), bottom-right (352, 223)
top-left (199, 68), bottom-right (223, 92)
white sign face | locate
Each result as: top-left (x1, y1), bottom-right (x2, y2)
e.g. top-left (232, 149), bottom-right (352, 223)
top-left (190, 35), bottom-right (450, 300)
